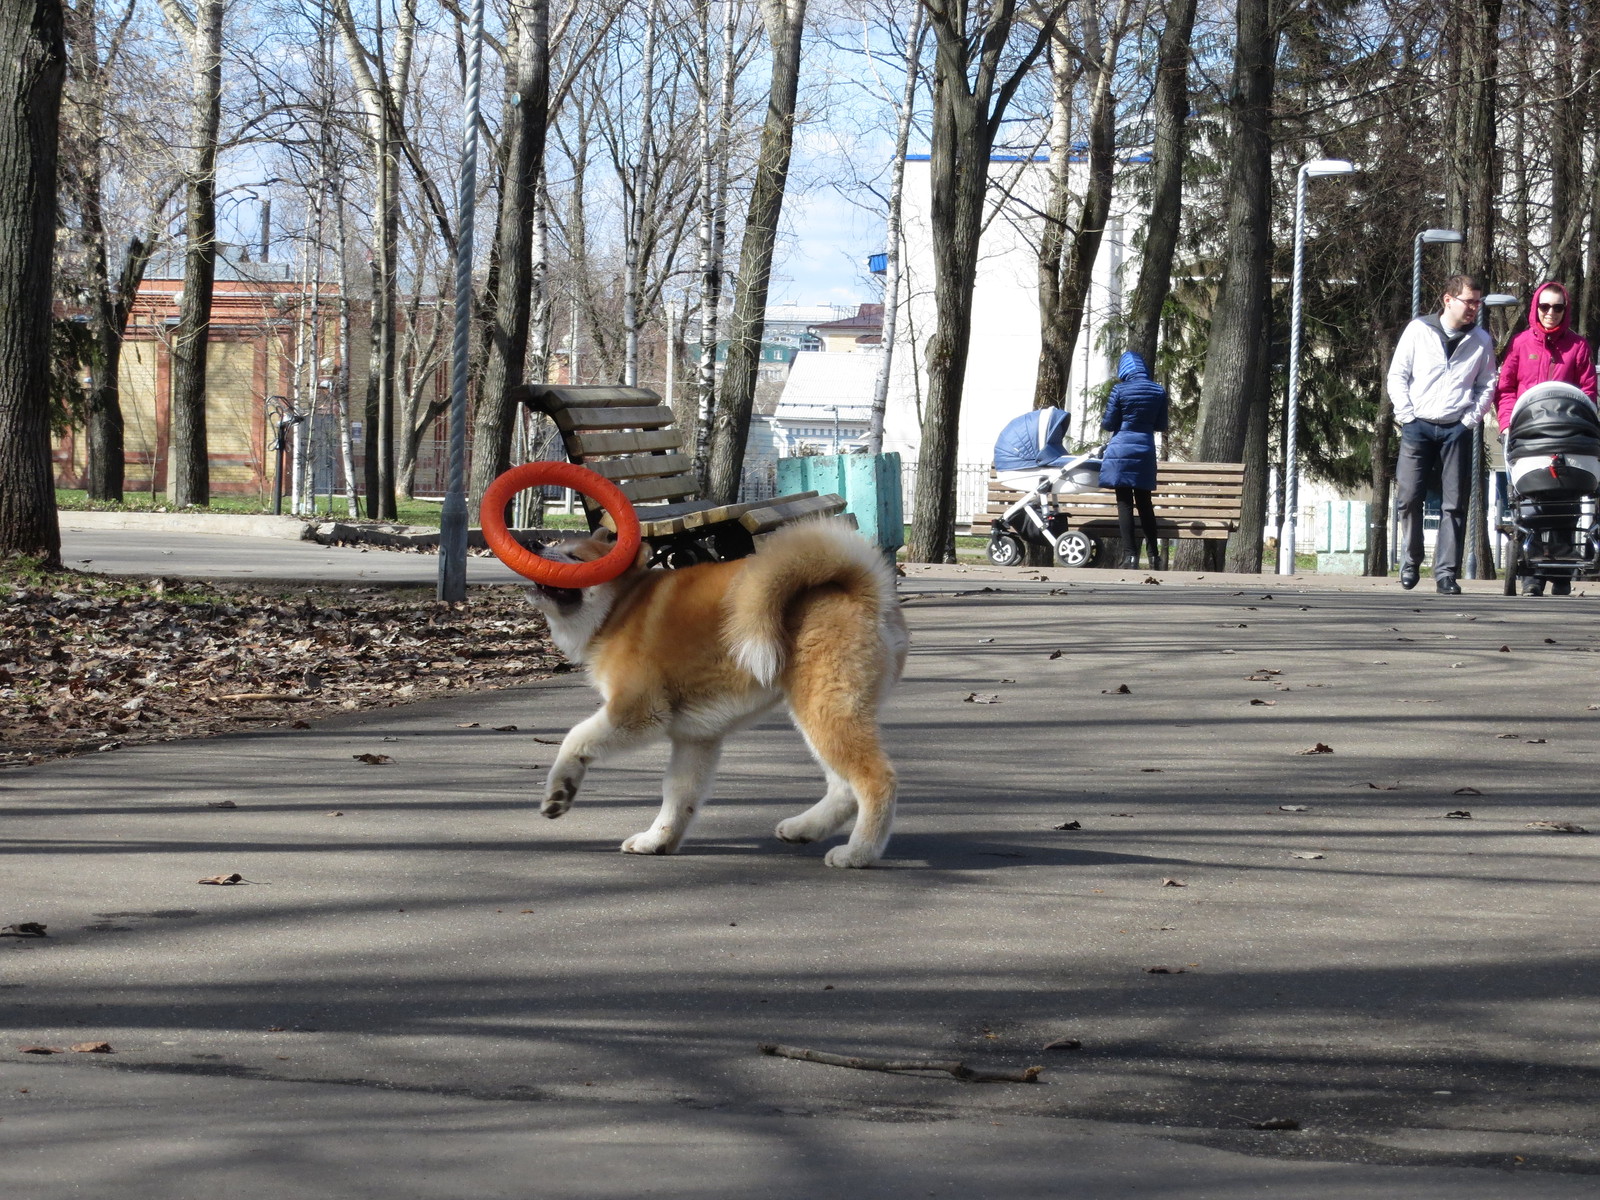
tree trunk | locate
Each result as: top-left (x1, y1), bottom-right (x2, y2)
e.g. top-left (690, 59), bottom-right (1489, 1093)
top-left (1124, 0), bottom-right (1197, 369)
top-left (706, 0), bottom-right (806, 504)
top-left (868, 4), bottom-right (925, 454)
top-left (908, 0), bottom-right (1060, 562)
top-left (0, 0), bottom-right (65, 566)
top-left (1365, 325), bottom-right (1399, 576)
top-left (1463, 0), bottom-right (1500, 579)
top-left (1173, 0), bottom-right (1274, 572)
top-left (164, 0), bottom-right (223, 508)
top-left (1033, 0), bottom-right (1128, 414)
top-left (622, 0), bottom-right (659, 388)
top-left (469, 0), bottom-right (549, 506)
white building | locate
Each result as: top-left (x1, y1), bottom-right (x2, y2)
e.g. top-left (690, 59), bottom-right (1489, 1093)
top-left (883, 155), bottom-right (1133, 485)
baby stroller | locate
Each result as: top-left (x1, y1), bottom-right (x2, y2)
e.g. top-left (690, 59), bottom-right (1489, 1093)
top-left (986, 407), bottom-right (1104, 567)
top-left (1498, 381), bottom-right (1600, 595)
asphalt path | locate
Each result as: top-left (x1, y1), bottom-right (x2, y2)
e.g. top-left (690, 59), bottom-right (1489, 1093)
top-left (6, 529), bottom-right (1599, 1196)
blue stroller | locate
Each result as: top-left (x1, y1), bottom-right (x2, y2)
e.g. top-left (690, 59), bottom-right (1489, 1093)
top-left (986, 407), bottom-right (1104, 567)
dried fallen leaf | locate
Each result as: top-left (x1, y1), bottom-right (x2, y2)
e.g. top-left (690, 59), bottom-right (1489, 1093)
top-left (492, 724), bottom-right (518, 732)
top-left (17, 1045), bottom-right (64, 1055)
top-left (206, 800), bottom-right (237, 809)
top-left (1496, 733), bottom-right (1519, 739)
top-left (352, 753), bottom-right (392, 764)
top-left (1290, 851), bottom-right (1324, 860)
top-left (963, 693), bottom-right (1001, 704)
top-left (1250, 698), bottom-right (1276, 706)
top-left (327, 811), bottom-right (344, 817)
top-left (1499, 645), bottom-right (1511, 653)
top-left (1161, 878), bottom-right (1186, 887)
top-left (1278, 804), bottom-right (1310, 812)
top-left (0, 922), bottom-right (48, 938)
top-left (1140, 767), bottom-right (1163, 773)
top-left (977, 638), bottom-right (995, 644)
top-left (1527, 821), bottom-right (1589, 834)
top-left (1252, 1118), bottom-right (1301, 1131)
top-left (1296, 743), bottom-right (1333, 755)
top-left (197, 873), bottom-right (243, 885)
top-left (1047, 649), bottom-right (1064, 660)
top-left (1101, 684), bottom-right (1131, 695)
top-left (1366, 781), bottom-right (1400, 791)
top-left (456, 722), bottom-right (480, 728)
top-left (1445, 810), bottom-right (1472, 819)
top-left (1043, 1037), bottom-right (1083, 1051)
top-left (69, 1042), bottom-right (112, 1054)
top-left (1053, 820), bottom-right (1082, 831)
top-left (1525, 738), bottom-right (1548, 745)
top-left (1453, 787), bottom-right (1482, 796)
top-left (1146, 966), bottom-right (1186, 974)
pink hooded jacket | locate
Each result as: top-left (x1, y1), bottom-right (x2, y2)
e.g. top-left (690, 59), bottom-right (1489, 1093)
top-left (1494, 281), bottom-right (1598, 430)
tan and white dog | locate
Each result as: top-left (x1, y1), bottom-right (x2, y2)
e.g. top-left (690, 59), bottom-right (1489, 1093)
top-left (526, 518), bottom-right (908, 867)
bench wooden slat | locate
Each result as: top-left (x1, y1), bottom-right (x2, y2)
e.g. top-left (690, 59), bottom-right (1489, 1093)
top-left (584, 453), bottom-right (695, 482)
top-left (568, 428), bottom-right (684, 457)
top-left (618, 475), bottom-right (703, 506)
top-left (516, 384), bottom-right (664, 412)
top-left (551, 405), bottom-right (677, 434)
top-left (740, 493), bottom-right (850, 535)
top-left (974, 460), bottom-right (1245, 545)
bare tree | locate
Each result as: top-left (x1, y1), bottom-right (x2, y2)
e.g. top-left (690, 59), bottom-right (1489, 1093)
top-left (1123, 0), bottom-right (1196, 369)
top-left (705, 0), bottom-right (807, 504)
top-left (0, 0), bottom-right (67, 566)
top-left (469, 0), bottom-right (550, 505)
top-left (1174, 0), bottom-right (1274, 573)
top-left (904, 0), bottom-right (1063, 563)
top-left (157, 0), bottom-right (224, 507)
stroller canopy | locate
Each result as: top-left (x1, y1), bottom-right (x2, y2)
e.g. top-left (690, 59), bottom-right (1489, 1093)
top-left (1507, 382), bottom-right (1600, 462)
top-left (994, 407), bottom-right (1072, 470)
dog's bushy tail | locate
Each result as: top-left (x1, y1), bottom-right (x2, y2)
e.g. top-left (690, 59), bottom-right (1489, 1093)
top-left (724, 518), bottom-right (899, 688)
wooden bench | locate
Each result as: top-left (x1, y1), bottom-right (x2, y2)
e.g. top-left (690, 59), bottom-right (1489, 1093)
top-left (970, 461), bottom-right (1246, 565)
top-left (510, 383), bottom-right (849, 566)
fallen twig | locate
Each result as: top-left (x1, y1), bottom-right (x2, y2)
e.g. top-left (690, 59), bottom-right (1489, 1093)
top-left (757, 1042), bottom-right (1042, 1084)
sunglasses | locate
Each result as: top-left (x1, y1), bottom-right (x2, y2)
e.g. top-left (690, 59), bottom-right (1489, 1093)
top-left (1539, 302), bottom-right (1566, 313)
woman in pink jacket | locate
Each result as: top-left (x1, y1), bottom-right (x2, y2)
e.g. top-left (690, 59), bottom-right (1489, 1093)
top-left (1494, 281), bottom-right (1598, 594)
top-left (1493, 280), bottom-right (1597, 431)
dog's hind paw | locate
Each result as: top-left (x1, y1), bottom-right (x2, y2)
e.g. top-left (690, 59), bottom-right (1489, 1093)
top-left (541, 787), bottom-right (574, 819)
top-left (823, 843), bottom-right (880, 869)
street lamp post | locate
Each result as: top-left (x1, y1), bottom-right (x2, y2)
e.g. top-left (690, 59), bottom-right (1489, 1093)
top-left (1467, 292), bottom-right (1520, 578)
top-left (1279, 158), bottom-right (1356, 576)
top-left (1412, 228), bottom-right (1464, 318)
top-left (438, 0), bottom-right (487, 602)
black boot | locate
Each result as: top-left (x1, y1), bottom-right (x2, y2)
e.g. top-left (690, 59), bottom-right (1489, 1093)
top-left (1122, 550), bottom-right (1140, 569)
top-left (1145, 539), bottom-right (1163, 571)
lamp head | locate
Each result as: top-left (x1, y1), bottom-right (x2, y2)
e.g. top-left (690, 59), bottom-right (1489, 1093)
top-left (1419, 228), bottom-right (1464, 244)
top-left (1302, 158), bottom-right (1355, 177)
top-left (1482, 293), bottom-right (1518, 308)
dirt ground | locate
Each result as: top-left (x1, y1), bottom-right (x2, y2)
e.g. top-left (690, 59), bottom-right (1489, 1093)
top-left (0, 562), bottom-right (565, 769)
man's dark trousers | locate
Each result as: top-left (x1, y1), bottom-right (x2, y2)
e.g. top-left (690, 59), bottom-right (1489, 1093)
top-left (1396, 417), bottom-right (1472, 581)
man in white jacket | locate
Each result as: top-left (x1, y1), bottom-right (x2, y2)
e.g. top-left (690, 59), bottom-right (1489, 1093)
top-left (1386, 275), bottom-right (1498, 594)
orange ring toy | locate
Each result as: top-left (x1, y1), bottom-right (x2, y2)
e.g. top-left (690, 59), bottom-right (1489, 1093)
top-left (480, 461), bottom-right (641, 588)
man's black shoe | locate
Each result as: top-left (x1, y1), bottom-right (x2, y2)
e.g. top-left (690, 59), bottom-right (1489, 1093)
top-left (1436, 576), bottom-right (1462, 595)
top-left (1400, 566), bottom-right (1419, 590)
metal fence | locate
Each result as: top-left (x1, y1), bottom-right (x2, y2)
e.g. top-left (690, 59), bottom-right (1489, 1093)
top-left (898, 460), bottom-right (992, 525)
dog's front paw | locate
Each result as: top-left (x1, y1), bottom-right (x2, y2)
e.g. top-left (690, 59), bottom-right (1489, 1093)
top-left (542, 780), bottom-right (577, 819)
top-left (775, 817), bottom-right (817, 844)
top-left (823, 843), bottom-right (879, 869)
top-left (622, 829), bottom-right (680, 855)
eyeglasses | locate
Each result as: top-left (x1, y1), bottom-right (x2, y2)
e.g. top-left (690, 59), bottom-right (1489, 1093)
top-left (1448, 294), bottom-right (1483, 307)
top-left (1538, 302), bottom-right (1567, 313)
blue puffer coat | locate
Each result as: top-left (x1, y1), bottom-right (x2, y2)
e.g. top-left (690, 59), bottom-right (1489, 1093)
top-left (1099, 351), bottom-right (1169, 491)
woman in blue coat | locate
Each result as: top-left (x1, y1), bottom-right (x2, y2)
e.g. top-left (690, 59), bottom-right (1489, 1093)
top-left (1099, 350), bottom-right (1170, 569)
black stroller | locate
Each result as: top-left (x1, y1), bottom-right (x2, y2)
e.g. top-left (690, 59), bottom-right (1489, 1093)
top-left (1497, 381), bottom-right (1600, 595)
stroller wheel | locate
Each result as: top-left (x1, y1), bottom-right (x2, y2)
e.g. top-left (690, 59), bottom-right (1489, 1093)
top-left (1053, 529), bottom-right (1096, 569)
top-left (987, 533), bottom-right (1025, 566)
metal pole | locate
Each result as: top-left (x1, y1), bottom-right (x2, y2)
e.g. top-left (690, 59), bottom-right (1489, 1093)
top-left (1279, 167), bottom-right (1309, 575)
top-left (438, 0), bottom-right (486, 602)
top-left (1412, 232), bottom-right (1424, 319)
